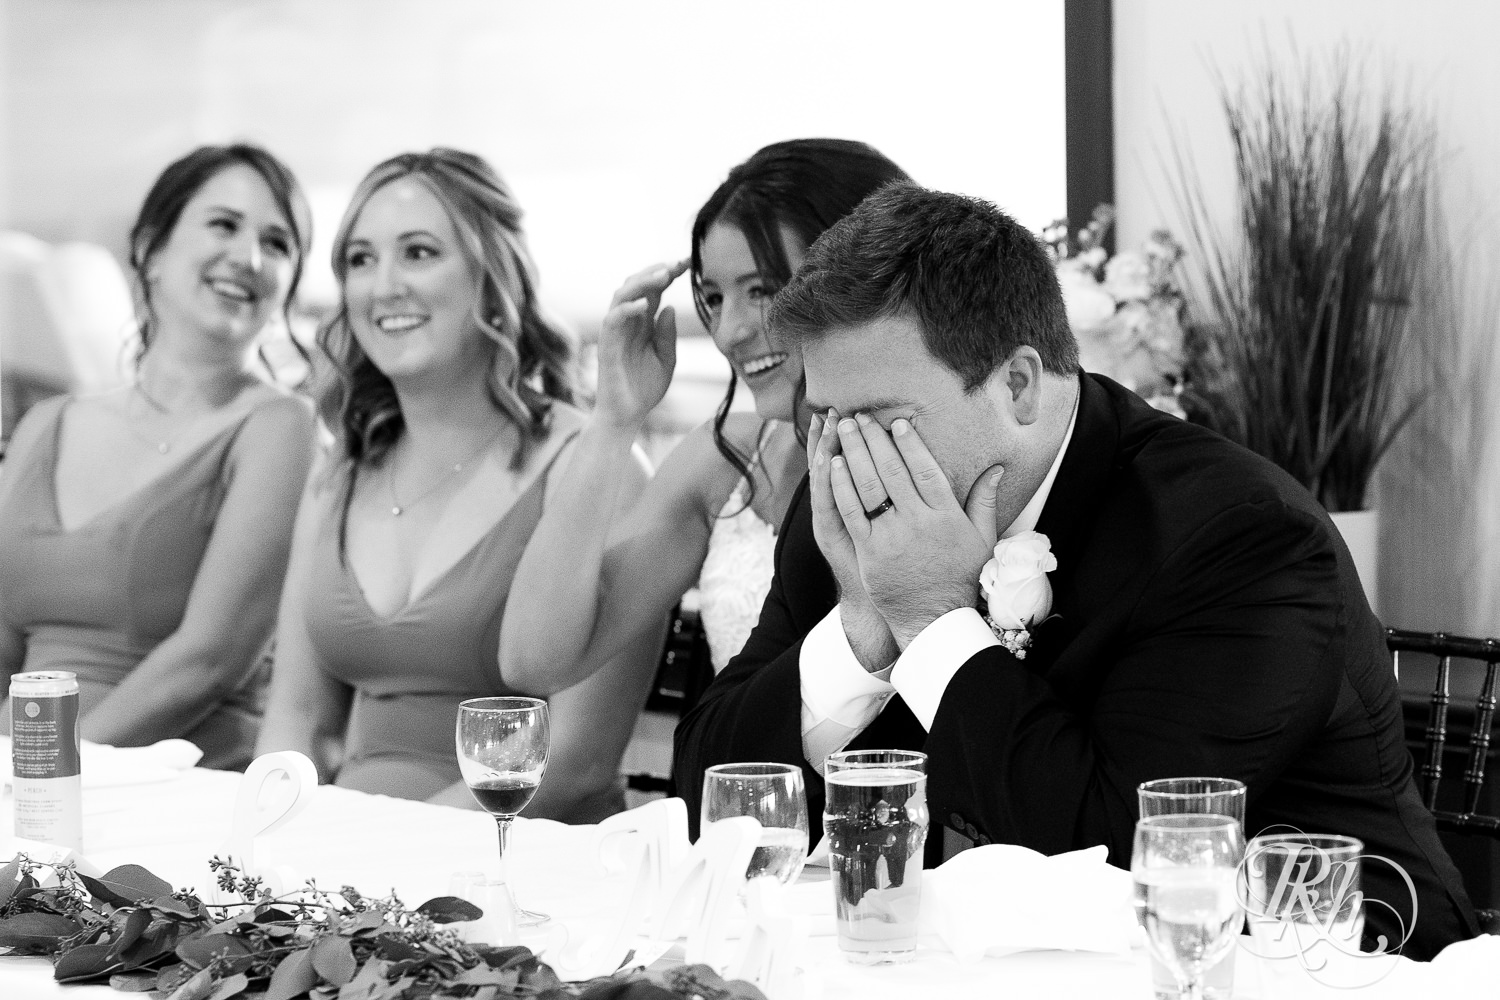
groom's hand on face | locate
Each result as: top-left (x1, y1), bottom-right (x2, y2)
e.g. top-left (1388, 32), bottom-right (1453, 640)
top-left (809, 411), bottom-right (900, 673)
top-left (830, 414), bottom-right (1004, 651)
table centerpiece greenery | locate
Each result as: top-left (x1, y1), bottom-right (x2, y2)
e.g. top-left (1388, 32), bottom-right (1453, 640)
top-left (0, 855), bottom-right (765, 1000)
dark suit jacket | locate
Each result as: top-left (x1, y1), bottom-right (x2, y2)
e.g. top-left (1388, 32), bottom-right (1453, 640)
top-left (674, 373), bottom-right (1478, 961)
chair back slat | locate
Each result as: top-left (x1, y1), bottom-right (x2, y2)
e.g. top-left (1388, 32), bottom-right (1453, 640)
top-left (1462, 653), bottom-right (1500, 815)
top-left (1423, 652), bottom-right (1452, 811)
top-left (1387, 627), bottom-right (1500, 843)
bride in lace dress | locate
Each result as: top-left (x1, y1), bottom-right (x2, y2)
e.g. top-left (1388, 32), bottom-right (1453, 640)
top-left (501, 140), bottom-right (909, 689)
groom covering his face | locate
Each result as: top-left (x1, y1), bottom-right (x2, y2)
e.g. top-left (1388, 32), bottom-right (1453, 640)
top-left (673, 183), bottom-right (1480, 960)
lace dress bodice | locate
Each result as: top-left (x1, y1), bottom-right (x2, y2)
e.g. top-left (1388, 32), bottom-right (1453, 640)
top-left (695, 427), bottom-right (781, 673)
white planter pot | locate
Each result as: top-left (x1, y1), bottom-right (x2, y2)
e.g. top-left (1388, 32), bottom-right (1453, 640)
top-left (1330, 509), bottom-right (1379, 616)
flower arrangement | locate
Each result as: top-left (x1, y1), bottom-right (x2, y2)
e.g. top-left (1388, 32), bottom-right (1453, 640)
top-left (1046, 205), bottom-right (1189, 417)
top-left (0, 855), bottom-right (765, 1000)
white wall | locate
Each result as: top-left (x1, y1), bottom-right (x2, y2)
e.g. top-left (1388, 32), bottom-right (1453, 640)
top-left (1113, 0), bottom-right (1500, 634)
top-left (2, 0), bottom-right (1067, 330)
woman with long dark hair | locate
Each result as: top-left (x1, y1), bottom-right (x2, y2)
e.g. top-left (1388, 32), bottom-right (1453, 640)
top-left (0, 144), bottom-right (317, 768)
top-left (501, 139), bottom-right (909, 692)
top-left (256, 149), bottom-right (660, 820)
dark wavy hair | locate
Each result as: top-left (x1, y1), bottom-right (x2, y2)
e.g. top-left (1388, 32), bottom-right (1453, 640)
top-left (127, 143), bottom-right (312, 366)
top-left (318, 149), bottom-right (579, 543)
top-left (690, 139), bottom-right (910, 495)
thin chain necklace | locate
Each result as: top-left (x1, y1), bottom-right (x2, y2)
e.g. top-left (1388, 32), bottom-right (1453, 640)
top-left (386, 428), bottom-right (508, 517)
top-left (127, 382), bottom-right (180, 455)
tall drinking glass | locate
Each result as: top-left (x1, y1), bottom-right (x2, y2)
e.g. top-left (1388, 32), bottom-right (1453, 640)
top-left (1138, 777), bottom-right (1247, 1000)
top-left (823, 749), bottom-right (929, 965)
top-left (1132, 815), bottom-right (1246, 1000)
top-left (457, 697), bottom-right (549, 926)
top-left (701, 763), bottom-right (809, 885)
top-left (1240, 834), bottom-right (1364, 965)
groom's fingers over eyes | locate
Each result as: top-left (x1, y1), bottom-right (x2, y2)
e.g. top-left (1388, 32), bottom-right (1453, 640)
top-left (890, 418), bottom-right (958, 509)
top-left (835, 416), bottom-right (890, 514)
top-left (807, 411), bottom-right (840, 470)
top-left (828, 457), bottom-right (871, 542)
top-left (853, 412), bottom-right (923, 509)
top-left (808, 416), bottom-right (846, 531)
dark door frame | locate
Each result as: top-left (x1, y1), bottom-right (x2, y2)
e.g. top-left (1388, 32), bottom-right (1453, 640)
top-left (1065, 0), bottom-right (1114, 250)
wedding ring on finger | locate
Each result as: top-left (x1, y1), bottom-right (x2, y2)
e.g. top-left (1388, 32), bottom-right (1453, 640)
top-left (865, 497), bottom-right (895, 520)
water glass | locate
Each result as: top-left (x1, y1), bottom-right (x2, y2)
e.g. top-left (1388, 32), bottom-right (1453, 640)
top-left (701, 762), bottom-right (810, 885)
top-left (1139, 777), bottom-right (1247, 823)
top-left (823, 749), bottom-right (929, 965)
top-left (1240, 834), bottom-right (1364, 964)
top-left (1138, 777), bottom-right (1246, 999)
top-left (1132, 815), bottom-right (1246, 1000)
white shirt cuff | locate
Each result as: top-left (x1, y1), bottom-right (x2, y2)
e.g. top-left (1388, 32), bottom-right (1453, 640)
top-left (890, 607), bottom-right (999, 731)
top-left (799, 607), bottom-right (897, 773)
top-left (799, 606), bottom-right (896, 727)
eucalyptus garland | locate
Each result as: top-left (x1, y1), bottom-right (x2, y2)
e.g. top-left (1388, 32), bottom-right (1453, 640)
top-left (0, 856), bottom-right (766, 1000)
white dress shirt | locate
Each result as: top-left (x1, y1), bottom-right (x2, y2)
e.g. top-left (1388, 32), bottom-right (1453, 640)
top-left (799, 400), bottom-right (1079, 773)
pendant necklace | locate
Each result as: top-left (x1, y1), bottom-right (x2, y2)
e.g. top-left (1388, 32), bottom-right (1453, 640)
top-left (387, 428), bottom-right (507, 517)
top-left (128, 381), bottom-right (180, 455)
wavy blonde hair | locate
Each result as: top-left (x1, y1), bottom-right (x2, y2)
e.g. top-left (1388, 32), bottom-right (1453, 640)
top-left (318, 148), bottom-right (578, 479)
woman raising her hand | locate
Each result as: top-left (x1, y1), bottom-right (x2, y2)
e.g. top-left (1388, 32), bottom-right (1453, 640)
top-left (501, 139), bottom-right (909, 694)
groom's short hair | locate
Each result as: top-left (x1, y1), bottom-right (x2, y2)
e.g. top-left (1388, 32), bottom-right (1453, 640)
top-left (769, 183), bottom-right (1079, 390)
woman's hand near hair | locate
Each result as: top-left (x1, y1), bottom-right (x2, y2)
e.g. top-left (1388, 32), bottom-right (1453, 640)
top-left (254, 467), bottom-right (354, 781)
top-left (79, 396), bottom-right (317, 747)
top-left (594, 260), bottom-right (689, 431)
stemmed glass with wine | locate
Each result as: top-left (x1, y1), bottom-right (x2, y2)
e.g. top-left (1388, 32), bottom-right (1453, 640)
top-left (457, 696), bottom-right (550, 926)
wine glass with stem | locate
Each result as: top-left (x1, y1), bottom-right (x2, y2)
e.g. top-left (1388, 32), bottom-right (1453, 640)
top-left (1132, 814), bottom-right (1246, 1000)
top-left (457, 696), bottom-right (550, 927)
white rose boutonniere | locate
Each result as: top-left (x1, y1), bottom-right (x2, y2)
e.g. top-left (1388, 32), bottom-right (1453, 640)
top-left (978, 530), bottom-right (1058, 659)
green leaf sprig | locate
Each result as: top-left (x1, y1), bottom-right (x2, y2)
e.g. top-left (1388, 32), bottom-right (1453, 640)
top-left (0, 855), bottom-right (766, 1000)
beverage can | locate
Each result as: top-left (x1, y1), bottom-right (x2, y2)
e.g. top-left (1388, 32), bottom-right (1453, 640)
top-left (10, 671), bottom-right (82, 850)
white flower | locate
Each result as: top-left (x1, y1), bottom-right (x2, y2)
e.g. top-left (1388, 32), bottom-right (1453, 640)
top-left (978, 531), bottom-right (1058, 631)
top-left (1103, 250), bottom-right (1153, 302)
top-left (1056, 264), bottom-right (1117, 331)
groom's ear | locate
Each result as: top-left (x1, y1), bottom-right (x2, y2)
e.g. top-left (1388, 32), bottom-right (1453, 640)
top-left (998, 347), bottom-right (1045, 426)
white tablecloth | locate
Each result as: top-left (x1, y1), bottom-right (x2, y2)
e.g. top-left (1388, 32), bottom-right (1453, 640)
top-left (0, 769), bottom-right (1489, 999)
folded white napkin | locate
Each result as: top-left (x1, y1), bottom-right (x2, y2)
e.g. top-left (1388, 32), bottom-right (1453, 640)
top-left (1429, 933), bottom-right (1500, 991)
top-left (0, 737), bottom-right (202, 789)
top-left (918, 844), bottom-right (1136, 962)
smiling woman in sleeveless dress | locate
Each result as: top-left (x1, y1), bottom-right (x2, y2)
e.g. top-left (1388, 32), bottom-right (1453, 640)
top-left (255, 149), bottom-right (660, 821)
top-left (500, 140), bottom-right (911, 694)
top-left (0, 145), bottom-right (317, 769)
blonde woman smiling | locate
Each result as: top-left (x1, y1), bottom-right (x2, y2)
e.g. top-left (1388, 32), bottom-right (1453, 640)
top-left (257, 149), bottom-right (659, 821)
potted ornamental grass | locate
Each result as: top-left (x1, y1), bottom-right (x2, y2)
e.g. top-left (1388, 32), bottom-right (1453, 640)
top-left (1172, 47), bottom-right (1438, 604)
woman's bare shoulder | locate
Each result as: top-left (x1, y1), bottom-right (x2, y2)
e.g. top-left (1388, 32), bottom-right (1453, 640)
top-left (547, 401), bottom-right (590, 440)
top-left (652, 415), bottom-right (758, 513)
top-left (1, 394), bottom-right (70, 467)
